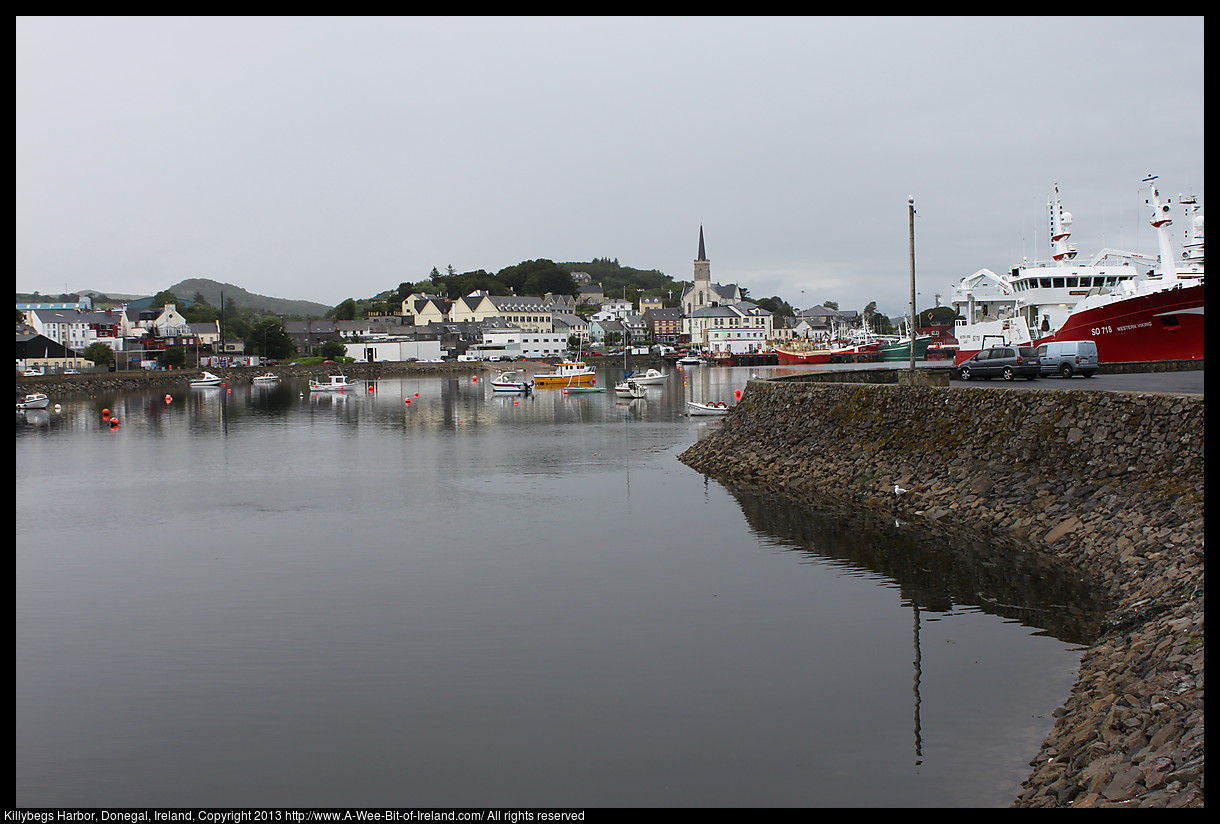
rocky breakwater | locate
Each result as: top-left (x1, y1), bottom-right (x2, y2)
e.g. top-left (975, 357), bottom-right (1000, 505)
top-left (679, 379), bottom-right (1203, 808)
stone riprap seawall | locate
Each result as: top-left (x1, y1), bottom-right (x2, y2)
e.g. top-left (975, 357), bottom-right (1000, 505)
top-left (678, 379), bottom-right (1203, 808)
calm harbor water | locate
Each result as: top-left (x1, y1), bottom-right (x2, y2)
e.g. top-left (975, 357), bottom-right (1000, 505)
top-left (16, 364), bottom-right (1104, 808)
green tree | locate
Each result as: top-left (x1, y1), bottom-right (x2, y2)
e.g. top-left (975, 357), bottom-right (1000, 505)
top-left (496, 259), bottom-right (576, 297)
top-left (82, 342), bottom-right (115, 368)
top-left (151, 289), bottom-right (181, 308)
top-left (182, 299), bottom-right (219, 324)
top-left (163, 345), bottom-right (188, 369)
top-left (330, 298), bottom-right (358, 321)
top-left (246, 316), bottom-right (295, 360)
top-left (319, 339), bottom-right (347, 360)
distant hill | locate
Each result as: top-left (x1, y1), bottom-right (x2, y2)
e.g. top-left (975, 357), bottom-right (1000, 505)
top-left (166, 278), bottom-right (332, 317)
top-left (19, 280), bottom-right (333, 317)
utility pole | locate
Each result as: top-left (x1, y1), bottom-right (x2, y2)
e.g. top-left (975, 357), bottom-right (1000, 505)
top-left (908, 197), bottom-right (917, 372)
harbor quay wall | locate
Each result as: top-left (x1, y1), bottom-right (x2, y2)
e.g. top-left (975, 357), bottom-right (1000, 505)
top-left (678, 379), bottom-right (1203, 808)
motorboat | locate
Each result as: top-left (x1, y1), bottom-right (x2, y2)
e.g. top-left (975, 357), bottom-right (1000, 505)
top-left (614, 380), bottom-right (647, 399)
top-left (490, 370), bottom-right (532, 392)
top-left (532, 360), bottom-right (598, 388)
top-left (190, 371), bottom-right (224, 387)
top-left (309, 374), bottom-right (358, 391)
top-left (624, 368), bottom-right (668, 385)
top-left (16, 393), bottom-right (50, 410)
top-left (686, 400), bottom-right (732, 416)
top-left (252, 373), bottom-right (279, 383)
top-left (676, 354), bottom-right (703, 366)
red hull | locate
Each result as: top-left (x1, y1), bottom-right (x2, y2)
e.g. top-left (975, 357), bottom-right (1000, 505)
top-left (1040, 283), bottom-right (1204, 363)
top-left (775, 347), bottom-right (833, 365)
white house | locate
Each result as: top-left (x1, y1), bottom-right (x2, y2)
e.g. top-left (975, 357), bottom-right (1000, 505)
top-left (26, 307), bottom-right (127, 353)
top-left (470, 319), bottom-right (568, 359)
top-left (592, 299), bottom-right (633, 321)
top-left (684, 302), bottom-right (774, 353)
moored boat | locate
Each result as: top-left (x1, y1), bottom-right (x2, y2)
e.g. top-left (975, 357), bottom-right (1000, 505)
top-left (614, 379), bottom-right (647, 399)
top-left (190, 371), bottom-right (224, 387)
top-left (532, 360), bottom-right (598, 388)
top-left (686, 400), bottom-right (732, 416)
top-left (16, 393), bottom-right (50, 410)
top-left (252, 373), bottom-right (279, 383)
top-left (880, 334), bottom-right (933, 362)
top-left (625, 368), bottom-right (668, 385)
top-left (774, 342), bottom-right (834, 365)
top-left (490, 370), bottom-right (532, 392)
top-left (952, 177), bottom-right (1203, 364)
top-left (309, 374), bottom-right (358, 391)
top-left (1034, 178), bottom-right (1203, 363)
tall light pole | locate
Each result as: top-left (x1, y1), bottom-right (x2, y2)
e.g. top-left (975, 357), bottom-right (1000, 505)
top-left (908, 197), bottom-right (917, 372)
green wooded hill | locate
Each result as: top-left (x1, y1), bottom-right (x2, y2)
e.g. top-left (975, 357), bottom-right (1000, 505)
top-left (167, 278), bottom-right (333, 316)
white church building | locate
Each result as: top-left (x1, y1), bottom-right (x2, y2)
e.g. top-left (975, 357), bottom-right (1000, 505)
top-left (680, 227), bottom-right (772, 352)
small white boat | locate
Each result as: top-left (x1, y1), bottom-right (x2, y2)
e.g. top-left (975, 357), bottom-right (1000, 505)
top-left (252, 373), bottom-right (279, 383)
top-left (190, 371), bottom-right (224, 387)
top-left (310, 374), bottom-right (357, 391)
top-left (614, 380), bottom-right (647, 399)
top-left (490, 370), bottom-right (532, 392)
top-left (677, 355), bottom-right (702, 366)
top-left (686, 400), bottom-right (732, 416)
top-left (625, 368), bottom-right (668, 385)
top-left (16, 393), bottom-right (50, 410)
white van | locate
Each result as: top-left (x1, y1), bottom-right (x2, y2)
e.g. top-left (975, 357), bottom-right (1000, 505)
top-left (1037, 340), bottom-right (1098, 378)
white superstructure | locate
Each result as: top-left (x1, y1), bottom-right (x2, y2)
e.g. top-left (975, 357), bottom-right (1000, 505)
top-left (952, 184), bottom-right (1160, 335)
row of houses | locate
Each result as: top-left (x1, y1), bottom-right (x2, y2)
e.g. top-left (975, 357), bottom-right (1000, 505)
top-left (16, 289), bottom-right (873, 371)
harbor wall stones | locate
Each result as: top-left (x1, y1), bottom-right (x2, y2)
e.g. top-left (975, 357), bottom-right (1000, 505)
top-left (678, 379), bottom-right (1203, 808)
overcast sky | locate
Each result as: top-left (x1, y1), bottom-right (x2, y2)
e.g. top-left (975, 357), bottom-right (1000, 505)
top-left (16, 16), bottom-right (1204, 316)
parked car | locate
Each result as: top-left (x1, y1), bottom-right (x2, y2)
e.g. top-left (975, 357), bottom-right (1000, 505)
top-left (1037, 340), bottom-right (1098, 378)
top-left (955, 346), bottom-right (1042, 381)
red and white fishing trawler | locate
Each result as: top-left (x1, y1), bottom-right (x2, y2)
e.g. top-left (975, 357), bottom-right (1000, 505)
top-left (952, 176), bottom-right (1203, 364)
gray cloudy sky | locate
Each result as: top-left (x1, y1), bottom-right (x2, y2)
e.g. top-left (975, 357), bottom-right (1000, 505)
top-left (16, 16), bottom-right (1204, 316)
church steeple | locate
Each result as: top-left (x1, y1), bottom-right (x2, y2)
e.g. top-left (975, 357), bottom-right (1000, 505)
top-left (693, 225), bottom-right (711, 288)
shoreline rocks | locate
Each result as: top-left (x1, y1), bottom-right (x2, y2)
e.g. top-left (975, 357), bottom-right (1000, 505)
top-left (678, 379), bottom-right (1203, 808)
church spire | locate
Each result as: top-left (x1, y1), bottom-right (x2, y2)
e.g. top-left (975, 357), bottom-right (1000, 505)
top-left (692, 225), bottom-right (711, 287)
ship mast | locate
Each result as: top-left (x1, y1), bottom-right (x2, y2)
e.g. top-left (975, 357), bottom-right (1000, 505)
top-left (1049, 185), bottom-right (1077, 262)
top-left (1143, 175), bottom-right (1180, 282)
top-left (1178, 193), bottom-right (1205, 272)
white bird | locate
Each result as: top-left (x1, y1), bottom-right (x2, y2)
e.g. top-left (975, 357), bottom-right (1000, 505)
top-left (894, 484), bottom-right (908, 495)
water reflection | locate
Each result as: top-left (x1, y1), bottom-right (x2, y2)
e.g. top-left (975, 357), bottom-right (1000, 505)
top-left (725, 483), bottom-right (1107, 646)
top-left (16, 367), bottom-right (1099, 807)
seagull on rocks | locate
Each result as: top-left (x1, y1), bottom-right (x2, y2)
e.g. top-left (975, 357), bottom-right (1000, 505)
top-left (894, 484), bottom-right (909, 496)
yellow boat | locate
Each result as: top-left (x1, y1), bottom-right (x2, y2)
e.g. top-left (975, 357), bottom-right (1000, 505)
top-left (532, 360), bottom-right (598, 388)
